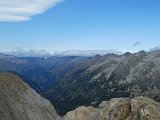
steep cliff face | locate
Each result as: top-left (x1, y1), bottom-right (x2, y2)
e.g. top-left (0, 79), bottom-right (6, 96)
top-left (0, 72), bottom-right (61, 120)
top-left (63, 97), bottom-right (160, 120)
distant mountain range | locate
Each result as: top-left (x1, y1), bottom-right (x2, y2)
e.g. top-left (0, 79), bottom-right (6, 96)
top-left (0, 50), bottom-right (160, 116)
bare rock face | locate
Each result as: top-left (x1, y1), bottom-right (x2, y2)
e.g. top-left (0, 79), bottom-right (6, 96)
top-left (63, 97), bottom-right (160, 120)
top-left (0, 72), bottom-right (61, 120)
top-left (63, 106), bottom-right (100, 120)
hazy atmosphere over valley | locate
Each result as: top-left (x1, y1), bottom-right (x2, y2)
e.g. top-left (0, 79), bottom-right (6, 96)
top-left (0, 0), bottom-right (160, 120)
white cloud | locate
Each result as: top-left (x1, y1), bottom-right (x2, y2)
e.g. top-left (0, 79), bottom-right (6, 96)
top-left (53, 50), bottom-right (123, 57)
top-left (4, 48), bottom-right (123, 57)
top-left (0, 0), bottom-right (63, 22)
top-left (5, 48), bottom-right (52, 57)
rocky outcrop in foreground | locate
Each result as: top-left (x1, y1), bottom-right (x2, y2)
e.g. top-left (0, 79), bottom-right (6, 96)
top-left (0, 72), bottom-right (61, 120)
top-left (64, 97), bottom-right (160, 120)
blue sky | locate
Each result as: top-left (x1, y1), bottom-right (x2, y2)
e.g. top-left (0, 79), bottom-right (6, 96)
top-left (0, 0), bottom-right (160, 53)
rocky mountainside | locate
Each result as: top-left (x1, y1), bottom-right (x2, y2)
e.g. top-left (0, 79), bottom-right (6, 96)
top-left (46, 51), bottom-right (160, 115)
top-left (0, 72), bottom-right (61, 120)
top-left (0, 51), bottom-right (160, 116)
top-left (64, 97), bottom-right (160, 120)
top-left (0, 72), bottom-right (160, 120)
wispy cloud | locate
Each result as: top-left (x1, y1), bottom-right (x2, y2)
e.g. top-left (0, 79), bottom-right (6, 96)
top-left (0, 0), bottom-right (63, 22)
top-left (133, 41), bottom-right (141, 46)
